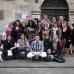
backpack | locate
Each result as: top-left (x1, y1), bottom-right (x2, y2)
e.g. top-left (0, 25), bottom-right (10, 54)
top-left (54, 55), bottom-right (65, 63)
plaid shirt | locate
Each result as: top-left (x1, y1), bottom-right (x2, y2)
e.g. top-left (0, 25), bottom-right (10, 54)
top-left (31, 41), bottom-right (44, 52)
top-left (17, 39), bottom-right (30, 49)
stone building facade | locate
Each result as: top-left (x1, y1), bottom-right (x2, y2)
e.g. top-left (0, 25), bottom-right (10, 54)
top-left (0, 0), bottom-right (74, 32)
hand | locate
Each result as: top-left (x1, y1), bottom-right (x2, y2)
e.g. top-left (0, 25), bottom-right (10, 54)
top-left (0, 47), bottom-right (3, 50)
top-left (32, 52), bottom-right (38, 56)
top-left (34, 52), bottom-right (40, 56)
top-left (10, 48), bottom-right (13, 50)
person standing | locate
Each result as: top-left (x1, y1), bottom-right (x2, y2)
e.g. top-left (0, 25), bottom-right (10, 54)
top-left (12, 19), bottom-right (23, 42)
top-left (5, 22), bottom-right (13, 37)
top-left (62, 21), bottom-right (71, 55)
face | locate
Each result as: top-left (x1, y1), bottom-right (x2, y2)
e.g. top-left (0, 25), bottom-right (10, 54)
top-left (59, 16), bottom-right (64, 22)
top-left (62, 22), bottom-right (67, 28)
top-left (22, 22), bottom-right (26, 27)
top-left (9, 22), bottom-right (12, 27)
top-left (68, 21), bottom-right (72, 26)
top-left (53, 23), bottom-right (57, 27)
top-left (21, 34), bottom-right (25, 40)
top-left (52, 17), bottom-right (56, 23)
top-left (26, 15), bottom-right (31, 20)
top-left (35, 36), bottom-right (40, 42)
top-left (44, 15), bottom-right (48, 19)
top-left (16, 21), bottom-right (20, 26)
top-left (7, 36), bottom-right (11, 41)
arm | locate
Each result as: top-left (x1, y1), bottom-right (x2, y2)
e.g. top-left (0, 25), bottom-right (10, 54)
top-left (0, 44), bottom-right (3, 50)
top-left (30, 42), bottom-right (36, 55)
top-left (58, 28), bottom-right (62, 40)
top-left (16, 39), bottom-right (25, 48)
top-left (10, 43), bottom-right (18, 50)
top-left (25, 41), bottom-right (31, 50)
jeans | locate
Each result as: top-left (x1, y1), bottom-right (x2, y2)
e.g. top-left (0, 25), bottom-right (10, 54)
top-left (18, 49), bottom-right (30, 58)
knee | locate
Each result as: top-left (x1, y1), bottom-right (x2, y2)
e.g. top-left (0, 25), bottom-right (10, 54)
top-left (47, 49), bottom-right (51, 54)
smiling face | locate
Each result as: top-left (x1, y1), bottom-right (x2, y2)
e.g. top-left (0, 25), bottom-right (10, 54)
top-left (35, 35), bottom-right (40, 42)
top-left (68, 21), bottom-right (72, 26)
top-left (44, 15), bottom-right (48, 20)
top-left (53, 23), bottom-right (57, 27)
top-left (7, 35), bottom-right (11, 41)
top-left (52, 17), bottom-right (56, 23)
top-left (16, 21), bottom-right (20, 26)
top-left (8, 22), bottom-right (12, 27)
top-left (20, 34), bottom-right (25, 40)
top-left (26, 15), bottom-right (31, 20)
top-left (59, 16), bottom-right (64, 22)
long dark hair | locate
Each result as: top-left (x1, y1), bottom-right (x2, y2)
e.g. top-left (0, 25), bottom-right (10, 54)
top-left (12, 19), bottom-right (23, 28)
top-left (20, 33), bottom-right (27, 40)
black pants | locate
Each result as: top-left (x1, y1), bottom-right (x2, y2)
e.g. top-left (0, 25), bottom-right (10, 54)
top-left (2, 48), bottom-right (19, 59)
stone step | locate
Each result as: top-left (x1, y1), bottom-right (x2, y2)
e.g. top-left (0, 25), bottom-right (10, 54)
top-left (0, 57), bottom-right (74, 68)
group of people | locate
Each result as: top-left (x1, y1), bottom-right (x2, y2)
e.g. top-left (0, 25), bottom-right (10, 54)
top-left (0, 15), bottom-right (74, 63)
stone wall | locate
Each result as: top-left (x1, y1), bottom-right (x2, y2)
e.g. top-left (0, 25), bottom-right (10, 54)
top-left (0, 0), bottom-right (74, 32)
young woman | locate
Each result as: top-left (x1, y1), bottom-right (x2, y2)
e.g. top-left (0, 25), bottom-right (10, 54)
top-left (12, 19), bottom-right (23, 42)
top-left (42, 21), bottom-right (50, 39)
top-left (5, 22), bottom-right (13, 37)
top-left (50, 22), bottom-right (62, 41)
top-left (26, 19), bottom-right (37, 38)
top-left (17, 34), bottom-right (30, 58)
top-left (69, 21), bottom-right (74, 54)
top-left (51, 35), bottom-right (65, 63)
top-left (22, 22), bottom-right (28, 37)
top-left (62, 21), bottom-right (71, 55)
top-left (34, 18), bottom-right (39, 34)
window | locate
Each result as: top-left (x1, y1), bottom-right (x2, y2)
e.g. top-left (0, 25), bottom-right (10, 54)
top-left (15, 13), bottom-right (22, 19)
top-left (34, 0), bottom-right (39, 3)
top-left (0, 10), bottom-right (4, 20)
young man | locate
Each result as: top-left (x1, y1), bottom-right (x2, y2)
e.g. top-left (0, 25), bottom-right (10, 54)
top-left (43, 34), bottom-right (54, 61)
top-left (2, 35), bottom-right (16, 59)
top-left (27, 35), bottom-right (47, 59)
top-left (51, 35), bottom-right (65, 63)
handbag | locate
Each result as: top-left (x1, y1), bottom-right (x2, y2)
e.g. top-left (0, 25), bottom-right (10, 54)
top-left (8, 50), bottom-right (13, 56)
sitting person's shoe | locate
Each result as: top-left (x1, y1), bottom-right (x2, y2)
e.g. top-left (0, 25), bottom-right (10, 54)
top-left (32, 56), bottom-right (42, 61)
top-left (45, 55), bottom-right (54, 62)
top-left (0, 58), bottom-right (4, 62)
top-left (32, 56), bottom-right (35, 61)
top-left (39, 56), bottom-right (42, 61)
top-left (0, 55), bottom-right (4, 62)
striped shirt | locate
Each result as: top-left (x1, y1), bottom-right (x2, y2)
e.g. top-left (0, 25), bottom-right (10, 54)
top-left (31, 41), bottom-right (44, 52)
